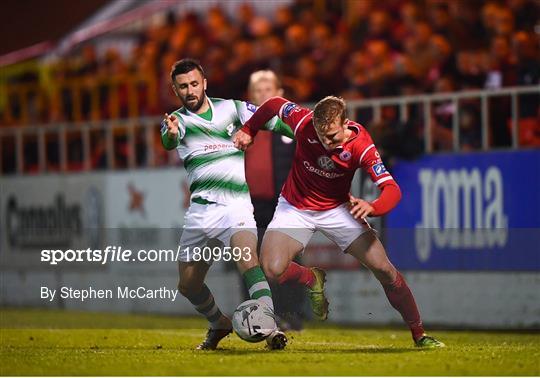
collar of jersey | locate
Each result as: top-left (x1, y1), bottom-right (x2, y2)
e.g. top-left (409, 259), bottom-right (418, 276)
top-left (345, 123), bottom-right (360, 143)
top-left (333, 123), bottom-right (361, 151)
top-left (180, 95), bottom-right (215, 121)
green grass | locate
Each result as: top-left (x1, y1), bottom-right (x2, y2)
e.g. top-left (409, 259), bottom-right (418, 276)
top-left (1, 308), bottom-right (539, 376)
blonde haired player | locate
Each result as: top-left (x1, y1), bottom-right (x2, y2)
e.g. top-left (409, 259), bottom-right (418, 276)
top-left (234, 95), bottom-right (445, 348)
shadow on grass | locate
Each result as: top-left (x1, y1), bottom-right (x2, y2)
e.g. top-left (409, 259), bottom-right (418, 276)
top-left (214, 346), bottom-right (417, 355)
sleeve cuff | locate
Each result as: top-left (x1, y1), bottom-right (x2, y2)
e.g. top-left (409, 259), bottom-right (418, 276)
top-left (240, 124), bottom-right (257, 137)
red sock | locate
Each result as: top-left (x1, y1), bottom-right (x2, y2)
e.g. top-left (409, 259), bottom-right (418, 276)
top-left (382, 271), bottom-right (425, 341)
top-left (278, 262), bottom-right (316, 287)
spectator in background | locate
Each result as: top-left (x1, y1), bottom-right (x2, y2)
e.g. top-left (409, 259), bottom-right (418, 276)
top-left (368, 102), bottom-right (424, 162)
top-left (485, 32), bottom-right (516, 147)
top-left (345, 0), bottom-right (372, 49)
top-left (237, 3), bottom-right (256, 39)
top-left (283, 23), bottom-right (311, 74)
top-left (485, 35), bottom-right (517, 89)
top-left (245, 70), bottom-right (287, 222)
top-left (457, 50), bottom-right (487, 89)
top-left (492, 6), bottom-right (515, 38)
top-left (99, 49), bottom-right (129, 119)
top-left (202, 45), bottom-right (230, 98)
top-left (431, 76), bottom-right (482, 152)
top-left (366, 40), bottom-right (400, 97)
top-left (511, 31), bottom-right (540, 146)
top-left (256, 35), bottom-right (286, 74)
top-left (426, 34), bottom-right (458, 90)
top-left (459, 104), bottom-right (482, 151)
top-left (428, 2), bottom-right (458, 42)
top-left (159, 50), bottom-right (182, 111)
top-left (396, 1), bottom-right (423, 44)
top-left (227, 39), bottom-right (261, 97)
top-left (449, 0), bottom-right (486, 49)
top-left (78, 45), bottom-right (99, 120)
top-left (310, 24), bottom-right (335, 75)
top-left (284, 56), bottom-right (322, 102)
top-left (273, 6), bottom-right (294, 38)
top-left (244, 70), bottom-right (302, 330)
top-left (311, 22), bottom-right (349, 94)
top-left (481, 1), bottom-right (503, 43)
top-left (431, 75), bottom-right (457, 152)
top-left (404, 21), bottom-right (435, 81)
top-left (341, 50), bottom-right (369, 99)
top-left (248, 16), bottom-right (273, 42)
top-left (205, 7), bottom-right (231, 45)
top-left (168, 11), bottom-right (201, 52)
top-left (513, 31), bottom-right (540, 88)
top-left (366, 9), bottom-right (398, 50)
top-left (509, 0), bottom-right (539, 31)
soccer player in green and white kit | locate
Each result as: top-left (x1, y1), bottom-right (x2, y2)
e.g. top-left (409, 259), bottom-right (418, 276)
top-left (161, 59), bottom-right (290, 350)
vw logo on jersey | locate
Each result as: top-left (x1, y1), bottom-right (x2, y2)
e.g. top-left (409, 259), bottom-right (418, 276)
top-left (339, 150), bottom-right (352, 161)
top-left (317, 156), bottom-right (336, 171)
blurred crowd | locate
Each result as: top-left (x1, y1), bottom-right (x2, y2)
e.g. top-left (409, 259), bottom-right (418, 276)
top-left (1, 0), bottom-right (539, 173)
top-left (13, 1), bottom-right (540, 107)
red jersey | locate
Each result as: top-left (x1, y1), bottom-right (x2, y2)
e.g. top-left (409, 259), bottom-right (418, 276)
top-left (241, 97), bottom-right (401, 214)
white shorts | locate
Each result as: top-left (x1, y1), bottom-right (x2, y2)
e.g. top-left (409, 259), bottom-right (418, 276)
top-left (267, 196), bottom-right (372, 251)
top-left (178, 199), bottom-right (257, 264)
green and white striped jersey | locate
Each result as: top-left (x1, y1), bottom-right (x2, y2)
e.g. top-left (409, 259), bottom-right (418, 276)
top-left (161, 97), bottom-right (292, 205)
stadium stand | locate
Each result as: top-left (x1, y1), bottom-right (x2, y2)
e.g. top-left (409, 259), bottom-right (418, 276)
top-left (0, 0), bottom-right (538, 174)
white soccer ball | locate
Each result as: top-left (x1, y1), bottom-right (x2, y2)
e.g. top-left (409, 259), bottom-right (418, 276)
top-left (232, 299), bottom-right (277, 343)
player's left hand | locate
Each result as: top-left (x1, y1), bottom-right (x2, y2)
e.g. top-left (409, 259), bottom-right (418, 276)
top-left (233, 129), bottom-right (253, 151)
top-left (348, 194), bottom-right (374, 220)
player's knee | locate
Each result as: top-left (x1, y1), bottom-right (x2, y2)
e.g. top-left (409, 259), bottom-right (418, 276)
top-left (177, 280), bottom-right (200, 298)
top-left (237, 255), bottom-right (259, 272)
top-left (177, 281), bottom-right (189, 297)
top-left (261, 260), bottom-right (285, 283)
top-left (371, 264), bottom-right (397, 285)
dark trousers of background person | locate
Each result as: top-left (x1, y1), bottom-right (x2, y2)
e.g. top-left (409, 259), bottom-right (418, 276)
top-left (240, 132), bottom-right (305, 330)
top-left (251, 198), bottom-right (306, 330)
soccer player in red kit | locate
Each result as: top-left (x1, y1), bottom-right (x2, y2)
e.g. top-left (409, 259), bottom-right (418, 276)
top-left (234, 96), bottom-right (445, 348)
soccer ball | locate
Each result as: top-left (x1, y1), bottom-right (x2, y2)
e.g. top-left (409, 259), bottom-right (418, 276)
top-left (232, 299), bottom-right (276, 343)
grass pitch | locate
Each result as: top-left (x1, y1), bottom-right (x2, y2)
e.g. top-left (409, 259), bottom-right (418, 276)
top-left (1, 308), bottom-right (539, 376)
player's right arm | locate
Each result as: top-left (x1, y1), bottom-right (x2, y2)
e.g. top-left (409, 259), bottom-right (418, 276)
top-left (356, 139), bottom-right (402, 217)
top-left (160, 113), bottom-right (184, 150)
top-left (234, 97), bottom-right (310, 150)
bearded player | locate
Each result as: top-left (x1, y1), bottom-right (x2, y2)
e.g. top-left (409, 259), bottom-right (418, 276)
top-left (162, 59), bottom-right (290, 350)
top-left (233, 96), bottom-right (445, 348)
